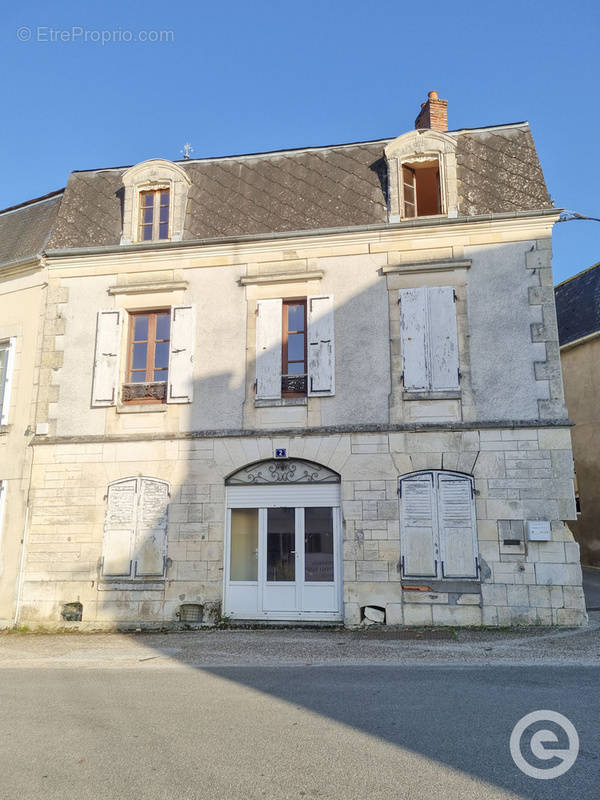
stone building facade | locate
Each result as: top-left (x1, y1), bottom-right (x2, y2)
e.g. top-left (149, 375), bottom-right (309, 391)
top-left (0, 92), bottom-right (587, 628)
top-left (556, 262), bottom-right (600, 566)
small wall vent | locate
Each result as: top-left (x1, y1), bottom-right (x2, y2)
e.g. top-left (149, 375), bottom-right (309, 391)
top-left (61, 602), bottom-right (83, 622)
top-left (178, 603), bottom-right (203, 624)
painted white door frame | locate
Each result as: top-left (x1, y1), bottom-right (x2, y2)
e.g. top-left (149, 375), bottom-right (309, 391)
top-left (223, 484), bottom-right (343, 621)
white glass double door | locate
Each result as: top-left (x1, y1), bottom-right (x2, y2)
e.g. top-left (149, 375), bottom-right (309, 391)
top-left (224, 486), bottom-right (342, 621)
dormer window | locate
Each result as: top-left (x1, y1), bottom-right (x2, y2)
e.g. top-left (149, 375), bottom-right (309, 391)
top-left (120, 159), bottom-right (191, 245)
top-left (384, 130), bottom-right (458, 223)
top-left (402, 160), bottom-right (441, 218)
top-left (139, 189), bottom-right (170, 241)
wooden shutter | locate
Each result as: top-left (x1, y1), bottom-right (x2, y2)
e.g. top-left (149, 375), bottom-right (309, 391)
top-left (308, 295), bottom-right (335, 396)
top-left (399, 288), bottom-right (428, 391)
top-left (428, 287), bottom-right (459, 390)
top-left (92, 311), bottom-right (122, 407)
top-left (102, 479), bottom-right (136, 577)
top-left (256, 298), bottom-right (282, 400)
top-left (437, 474), bottom-right (478, 578)
top-left (168, 304), bottom-right (195, 403)
top-left (402, 165), bottom-right (417, 217)
top-left (0, 337), bottom-right (16, 425)
top-left (400, 473), bottom-right (438, 577)
top-left (135, 479), bottom-right (169, 577)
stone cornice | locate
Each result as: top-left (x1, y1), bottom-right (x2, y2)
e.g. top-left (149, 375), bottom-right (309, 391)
top-left (108, 280), bottom-right (188, 295)
top-left (382, 259), bottom-right (471, 275)
top-left (30, 417), bottom-right (573, 446)
top-left (43, 209), bottom-right (560, 275)
top-left (239, 270), bottom-right (324, 286)
top-left (0, 256), bottom-right (45, 281)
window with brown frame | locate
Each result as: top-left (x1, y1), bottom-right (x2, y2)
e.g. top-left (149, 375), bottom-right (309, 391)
top-left (123, 311), bottom-right (170, 403)
top-left (282, 299), bottom-right (307, 395)
top-left (402, 161), bottom-right (441, 218)
top-left (139, 189), bottom-right (170, 241)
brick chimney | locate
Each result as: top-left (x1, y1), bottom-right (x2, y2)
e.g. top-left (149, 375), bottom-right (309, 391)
top-left (414, 90), bottom-right (448, 132)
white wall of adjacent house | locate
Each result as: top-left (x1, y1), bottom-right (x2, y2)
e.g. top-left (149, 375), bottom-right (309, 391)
top-left (0, 269), bottom-right (46, 626)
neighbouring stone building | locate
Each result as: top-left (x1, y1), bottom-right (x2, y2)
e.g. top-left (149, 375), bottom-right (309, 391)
top-left (0, 91), bottom-right (587, 629)
top-left (556, 262), bottom-right (600, 567)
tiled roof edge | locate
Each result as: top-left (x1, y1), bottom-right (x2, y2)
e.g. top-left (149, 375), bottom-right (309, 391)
top-left (0, 189), bottom-right (64, 217)
top-left (555, 260), bottom-right (600, 289)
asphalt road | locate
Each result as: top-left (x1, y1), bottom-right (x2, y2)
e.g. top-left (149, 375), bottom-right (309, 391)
top-left (1, 664), bottom-right (598, 800)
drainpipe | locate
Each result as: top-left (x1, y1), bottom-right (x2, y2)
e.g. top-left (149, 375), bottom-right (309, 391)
top-left (13, 504), bottom-right (29, 626)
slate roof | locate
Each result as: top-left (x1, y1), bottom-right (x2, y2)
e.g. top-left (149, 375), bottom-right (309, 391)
top-left (1, 122), bottom-right (552, 265)
top-left (0, 192), bottom-right (63, 267)
top-left (555, 262), bottom-right (600, 346)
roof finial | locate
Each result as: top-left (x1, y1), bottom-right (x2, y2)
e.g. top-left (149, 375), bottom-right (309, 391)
top-left (181, 143), bottom-right (194, 160)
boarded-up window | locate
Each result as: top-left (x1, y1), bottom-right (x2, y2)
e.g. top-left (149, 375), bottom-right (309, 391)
top-left (102, 478), bottom-right (169, 578)
top-left (399, 286), bottom-right (459, 391)
top-left (399, 471), bottom-right (478, 579)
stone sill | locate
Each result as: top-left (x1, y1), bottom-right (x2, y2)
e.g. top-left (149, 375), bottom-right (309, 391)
top-left (255, 397), bottom-right (308, 408)
top-left (116, 404), bottom-right (168, 414)
top-left (402, 580), bottom-right (481, 594)
top-left (402, 390), bottom-right (461, 401)
top-left (98, 580), bottom-right (165, 591)
top-left (0, 424), bottom-right (10, 435)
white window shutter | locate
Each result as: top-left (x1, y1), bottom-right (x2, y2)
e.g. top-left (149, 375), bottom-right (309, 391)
top-left (256, 298), bottom-right (282, 400)
top-left (437, 474), bottom-right (478, 578)
top-left (399, 288), bottom-right (428, 391)
top-left (0, 337), bottom-right (16, 425)
top-left (428, 287), bottom-right (459, 390)
top-left (134, 479), bottom-right (169, 577)
top-left (168, 305), bottom-right (195, 404)
top-left (400, 474), bottom-right (438, 577)
top-left (308, 295), bottom-right (335, 396)
top-left (92, 311), bottom-right (122, 407)
top-left (102, 479), bottom-right (136, 577)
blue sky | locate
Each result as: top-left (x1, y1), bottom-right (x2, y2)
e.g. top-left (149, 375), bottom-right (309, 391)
top-left (2, 0), bottom-right (598, 283)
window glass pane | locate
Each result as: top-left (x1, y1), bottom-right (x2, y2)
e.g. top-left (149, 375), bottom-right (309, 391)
top-left (143, 207), bottom-right (154, 224)
top-left (287, 304), bottom-right (304, 332)
top-left (154, 341), bottom-right (169, 369)
top-left (142, 226), bottom-right (153, 241)
top-left (304, 507), bottom-right (334, 582)
top-left (132, 342), bottom-right (147, 370)
top-left (159, 205), bottom-right (169, 223)
top-left (230, 509), bottom-right (258, 581)
top-left (141, 192), bottom-right (154, 208)
top-left (160, 190), bottom-right (170, 206)
top-left (133, 316), bottom-right (149, 341)
top-left (154, 368), bottom-right (168, 382)
top-left (159, 222), bottom-right (169, 239)
top-left (155, 314), bottom-right (170, 340)
top-left (0, 346), bottom-right (7, 410)
top-left (267, 507), bottom-right (295, 582)
top-left (131, 372), bottom-right (146, 383)
top-left (287, 362), bottom-right (304, 375)
top-left (287, 333), bottom-right (304, 362)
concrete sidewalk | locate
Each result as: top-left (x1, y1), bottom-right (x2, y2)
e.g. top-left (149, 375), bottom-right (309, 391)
top-left (1, 621), bottom-right (599, 669)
